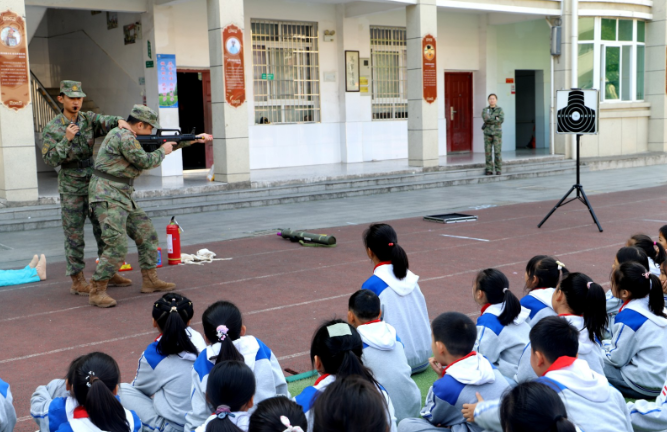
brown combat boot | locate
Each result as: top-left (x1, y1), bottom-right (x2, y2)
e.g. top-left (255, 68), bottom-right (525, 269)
top-left (108, 273), bottom-right (132, 287)
top-left (70, 272), bottom-right (91, 296)
top-left (89, 279), bottom-right (117, 308)
top-left (140, 268), bottom-right (176, 293)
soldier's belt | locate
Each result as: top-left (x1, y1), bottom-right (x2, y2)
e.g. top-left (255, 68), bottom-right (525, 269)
top-left (92, 169), bottom-right (134, 186)
top-left (61, 158), bottom-right (94, 169)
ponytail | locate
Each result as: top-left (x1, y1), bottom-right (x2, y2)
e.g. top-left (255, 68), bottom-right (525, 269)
top-left (153, 294), bottom-right (198, 356)
top-left (202, 301), bottom-right (244, 364)
top-left (475, 269), bottom-right (521, 326)
top-left (206, 361), bottom-right (255, 432)
top-left (500, 381), bottom-right (576, 432)
top-left (612, 262), bottom-right (666, 318)
top-left (205, 409), bottom-right (243, 432)
top-left (553, 415), bottom-right (577, 432)
top-left (648, 273), bottom-right (666, 317)
top-left (558, 273), bottom-right (607, 342)
top-left (363, 224), bottom-right (409, 280)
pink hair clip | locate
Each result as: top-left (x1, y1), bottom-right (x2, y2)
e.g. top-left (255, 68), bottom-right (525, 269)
top-left (642, 272), bottom-right (650, 279)
top-left (216, 325), bottom-right (229, 341)
top-left (388, 243), bottom-right (394, 247)
top-left (587, 282), bottom-right (592, 289)
top-left (280, 416), bottom-right (304, 432)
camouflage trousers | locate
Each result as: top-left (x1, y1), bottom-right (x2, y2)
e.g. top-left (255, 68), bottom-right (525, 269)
top-left (91, 202), bottom-right (159, 281)
top-left (60, 194), bottom-right (104, 276)
top-left (484, 133), bottom-right (502, 173)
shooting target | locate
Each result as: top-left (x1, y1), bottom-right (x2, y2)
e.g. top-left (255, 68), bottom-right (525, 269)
top-left (556, 89), bottom-right (598, 134)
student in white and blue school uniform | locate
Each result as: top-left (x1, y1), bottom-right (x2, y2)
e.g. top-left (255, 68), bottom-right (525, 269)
top-left (627, 373), bottom-right (667, 432)
top-left (603, 262), bottom-right (667, 399)
top-left (120, 294), bottom-right (206, 432)
top-left (471, 268), bottom-right (530, 383)
top-left (0, 378), bottom-right (16, 432)
top-left (520, 256), bottom-right (566, 326)
top-left (361, 223), bottom-right (431, 374)
top-left (627, 234), bottom-right (666, 277)
top-left (294, 320), bottom-right (397, 432)
top-left (185, 301), bottom-right (288, 432)
top-left (31, 352), bottom-right (142, 432)
top-left (347, 290), bottom-right (421, 421)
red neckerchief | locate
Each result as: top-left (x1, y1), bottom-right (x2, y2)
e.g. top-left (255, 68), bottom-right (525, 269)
top-left (619, 300), bottom-right (631, 312)
top-left (360, 319), bottom-right (382, 326)
top-left (441, 351), bottom-right (477, 378)
top-left (373, 261), bottom-right (392, 271)
top-left (542, 356), bottom-right (577, 376)
top-left (314, 373), bottom-right (331, 386)
top-left (480, 303), bottom-right (492, 314)
top-left (73, 406), bottom-right (89, 419)
top-left (558, 314), bottom-right (582, 317)
top-left (154, 333), bottom-right (163, 342)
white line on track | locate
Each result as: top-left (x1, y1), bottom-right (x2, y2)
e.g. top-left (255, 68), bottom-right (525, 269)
top-left (441, 234), bottom-right (489, 242)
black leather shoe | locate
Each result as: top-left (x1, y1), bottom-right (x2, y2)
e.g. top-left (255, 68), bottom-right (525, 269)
top-left (496, 171), bottom-right (502, 176)
top-left (485, 171), bottom-right (493, 176)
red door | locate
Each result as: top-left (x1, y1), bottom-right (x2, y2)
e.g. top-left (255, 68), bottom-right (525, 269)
top-left (201, 70), bottom-right (214, 169)
top-left (445, 72), bottom-right (473, 152)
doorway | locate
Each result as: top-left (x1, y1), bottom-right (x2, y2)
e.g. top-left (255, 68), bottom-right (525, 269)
top-left (445, 72), bottom-right (473, 153)
top-left (176, 70), bottom-right (213, 169)
top-left (515, 70), bottom-right (545, 150)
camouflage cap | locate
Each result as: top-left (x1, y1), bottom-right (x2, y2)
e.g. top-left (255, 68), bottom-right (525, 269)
top-left (130, 104), bottom-right (161, 130)
top-left (60, 80), bottom-right (86, 98)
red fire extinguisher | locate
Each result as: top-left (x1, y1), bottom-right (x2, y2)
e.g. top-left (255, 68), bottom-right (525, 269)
top-left (166, 216), bottom-right (182, 265)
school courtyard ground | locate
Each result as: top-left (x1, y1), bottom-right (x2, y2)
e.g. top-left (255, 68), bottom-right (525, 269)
top-left (1, 164), bottom-right (666, 430)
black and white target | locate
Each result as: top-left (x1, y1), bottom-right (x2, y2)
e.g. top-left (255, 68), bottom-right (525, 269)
top-left (556, 89), bottom-right (598, 135)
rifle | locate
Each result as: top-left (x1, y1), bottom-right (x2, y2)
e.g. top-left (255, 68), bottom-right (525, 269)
top-left (136, 128), bottom-right (203, 152)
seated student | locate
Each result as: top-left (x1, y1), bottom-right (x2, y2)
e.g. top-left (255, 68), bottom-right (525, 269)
top-left (471, 317), bottom-right (632, 432)
top-left (186, 301), bottom-right (288, 432)
top-left (248, 396), bottom-right (307, 432)
top-left (520, 256), bottom-right (567, 325)
top-left (0, 378), bottom-right (16, 432)
top-left (516, 272), bottom-right (607, 382)
top-left (603, 262), bottom-right (667, 399)
top-left (120, 294), bottom-right (206, 432)
top-left (472, 269), bottom-right (530, 382)
top-left (347, 290), bottom-right (421, 421)
top-left (606, 247), bottom-right (651, 332)
top-left (311, 376), bottom-right (388, 432)
top-left (627, 234), bottom-right (666, 277)
top-left (32, 352), bottom-right (142, 432)
top-left (627, 373), bottom-right (667, 432)
top-left (294, 320), bottom-right (397, 432)
top-left (0, 254), bottom-right (46, 287)
top-left (397, 312), bottom-right (509, 432)
top-left (195, 360), bottom-right (255, 432)
top-left (361, 223), bottom-right (432, 373)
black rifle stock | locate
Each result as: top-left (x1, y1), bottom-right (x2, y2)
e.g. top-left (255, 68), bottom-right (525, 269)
top-left (136, 128), bottom-right (201, 152)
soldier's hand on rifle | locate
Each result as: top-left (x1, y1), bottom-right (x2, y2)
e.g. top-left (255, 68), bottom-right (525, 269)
top-left (118, 120), bottom-right (136, 136)
top-left (161, 141), bottom-right (176, 155)
top-left (194, 133), bottom-right (213, 144)
top-left (66, 124), bottom-right (80, 141)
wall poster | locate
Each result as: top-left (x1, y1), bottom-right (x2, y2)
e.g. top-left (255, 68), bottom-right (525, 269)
top-left (157, 54), bottom-right (178, 108)
top-left (422, 34), bottom-right (437, 104)
top-left (222, 24), bottom-right (245, 107)
top-left (345, 51), bottom-right (360, 92)
top-left (0, 10), bottom-right (30, 111)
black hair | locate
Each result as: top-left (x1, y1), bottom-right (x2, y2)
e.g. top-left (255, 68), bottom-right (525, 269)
top-left (500, 381), bottom-right (577, 432)
top-left (475, 269), bottom-right (521, 326)
top-left (529, 317), bottom-right (579, 363)
top-left (248, 396), bottom-right (307, 432)
top-left (557, 273), bottom-right (607, 343)
top-left (71, 352), bottom-right (129, 432)
top-left (311, 375), bottom-right (388, 432)
top-left (126, 115), bottom-right (143, 126)
top-left (628, 234), bottom-right (667, 265)
top-left (659, 225), bottom-right (667, 241)
top-left (616, 246), bottom-right (650, 270)
top-left (202, 301), bottom-right (245, 364)
top-left (525, 255), bottom-right (568, 290)
top-left (612, 262), bottom-right (666, 317)
top-left (488, 93), bottom-right (498, 100)
top-left (348, 290), bottom-right (381, 321)
top-left (431, 312), bottom-right (477, 357)
top-left (310, 319), bottom-right (380, 388)
top-left (65, 355), bottom-right (86, 384)
top-left (152, 293), bottom-right (198, 357)
top-left (205, 360), bottom-right (256, 432)
top-left (363, 223), bottom-right (409, 279)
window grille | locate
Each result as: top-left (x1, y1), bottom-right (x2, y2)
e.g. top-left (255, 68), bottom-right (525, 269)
top-left (370, 26), bottom-right (408, 120)
top-left (251, 20), bottom-right (321, 124)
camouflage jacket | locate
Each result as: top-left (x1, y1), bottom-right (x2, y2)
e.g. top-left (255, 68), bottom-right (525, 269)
top-left (41, 112), bottom-right (122, 195)
top-left (89, 127), bottom-right (194, 210)
top-left (482, 106), bottom-right (504, 135)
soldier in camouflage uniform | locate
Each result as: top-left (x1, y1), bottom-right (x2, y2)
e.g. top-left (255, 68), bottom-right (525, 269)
top-left (88, 104), bottom-right (213, 308)
top-left (482, 93), bottom-right (505, 176)
top-left (41, 80), bottom-right (136, 295)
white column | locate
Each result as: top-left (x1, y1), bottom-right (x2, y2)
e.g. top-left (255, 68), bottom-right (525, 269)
top-left (647, 1), bottom-right (667, 152)
top-left (552, 1), bottom-right (575, 157)
top-left (0, 0), bottom-right (38, 202)
top-left (207, 0), bottom-right (250, 183)
top-left (406, 0), bottom-right (439, 167)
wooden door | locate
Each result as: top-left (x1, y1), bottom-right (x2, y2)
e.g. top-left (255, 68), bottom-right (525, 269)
top-left (445, 72), bottom-right (473, 153)
top-left (201, 70), bottom-right (213, 169)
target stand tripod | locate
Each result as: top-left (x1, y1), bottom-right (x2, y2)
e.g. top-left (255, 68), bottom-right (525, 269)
top-left (538, 133), bottom-right (603, 232)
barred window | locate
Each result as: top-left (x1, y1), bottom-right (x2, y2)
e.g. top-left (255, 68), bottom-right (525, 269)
top-left (370, 26), bottom-right (407, 120)
top-left (251, 20), bottom-right (321, 124)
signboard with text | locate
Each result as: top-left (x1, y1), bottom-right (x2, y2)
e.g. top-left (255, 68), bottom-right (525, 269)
top-left (0, 10), bottom-right (30, 111)
top-left (422, 34), bottom-right (437, 104)
top-left (222, 24), bottom-right (246, 107)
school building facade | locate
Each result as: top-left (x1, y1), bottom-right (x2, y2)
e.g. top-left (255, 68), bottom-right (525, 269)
top-left (0, 0), bottom-right (663, 203)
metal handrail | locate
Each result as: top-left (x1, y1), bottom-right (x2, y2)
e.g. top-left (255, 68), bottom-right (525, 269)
top-left (30, 71), bottom-right (60, 133)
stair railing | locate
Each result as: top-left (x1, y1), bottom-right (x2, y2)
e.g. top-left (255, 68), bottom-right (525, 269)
top-left (30, 71), bottom-right (60, 133)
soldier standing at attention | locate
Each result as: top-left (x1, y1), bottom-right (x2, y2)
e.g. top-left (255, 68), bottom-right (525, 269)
top-left (482, 93), bottom-right (504, 176)
top-left (88, 105), bottom-right (213, 308)
top-left (42, 80), bottom-right (136, 295)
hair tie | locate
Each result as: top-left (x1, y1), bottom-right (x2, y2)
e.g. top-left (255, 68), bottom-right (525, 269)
top-left (215, 405), bottom-right (235, 420)
top-left (85, 371), bottom-right (97, 388)
top-left (216, 325), bottom-right (229, 341)
top-left (280, 416), bottom-right (304, 432)
top-left (587, 282), bottom-right (592, 289)
top-left (502, 288), bottom-right (508, 293)
top-left (170, 306), bottom-right (177, 313)
top-left (654, 242), bottom-right (657, 246)
top-left (556, 260), bottom-right (565, 271)
top-left (388, 243), bottom-right (394, 247)
top-left (643, 272), bottom-right (650, 280)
